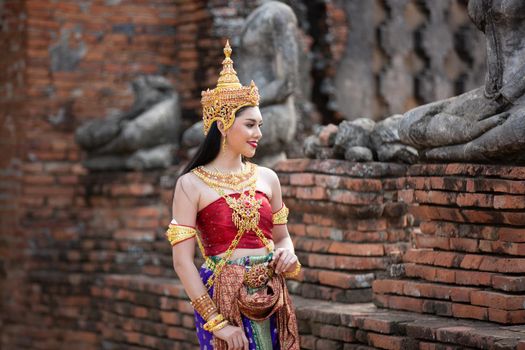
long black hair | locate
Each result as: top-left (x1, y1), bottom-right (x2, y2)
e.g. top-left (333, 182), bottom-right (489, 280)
top-left (180, 106), bottom-right (251, 175)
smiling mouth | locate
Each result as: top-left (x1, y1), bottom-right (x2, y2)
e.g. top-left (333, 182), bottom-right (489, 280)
top-left (247, 141), bottom-right (258, 148)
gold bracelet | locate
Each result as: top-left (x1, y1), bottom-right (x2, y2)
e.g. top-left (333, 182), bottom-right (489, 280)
top-left (204, 314), bottom-right (225, 331)
top-left (210, 319), bottom-right (229, 333)
top-left (190, 293), bottom-right (217, 321)
top-left (282, 260), bottom-right (301, 279)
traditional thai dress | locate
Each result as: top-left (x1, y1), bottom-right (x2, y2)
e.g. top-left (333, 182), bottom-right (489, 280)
top-left (190, 166), bottom-right (299, 350)
top-left (164, 41), bottom-right (300, 349)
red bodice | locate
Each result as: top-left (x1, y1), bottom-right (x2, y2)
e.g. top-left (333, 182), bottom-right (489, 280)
top-left (196, 190), bottom-right (274, 256)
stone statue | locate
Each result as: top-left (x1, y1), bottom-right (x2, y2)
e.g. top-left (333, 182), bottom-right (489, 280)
top-left (75, 76), bottom-right (181, 170)
top-left (303, 116), bottom-right (418, 164)
top-left (236, 0), bottom-right (299, 166)
top-left (399, 0), bottom-right (525, 163)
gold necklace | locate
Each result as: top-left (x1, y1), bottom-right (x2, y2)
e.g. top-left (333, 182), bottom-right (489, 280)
top-left (193, 162), bottom-right (256, 191)
top-left (192, 164), bottom-right (274, 289)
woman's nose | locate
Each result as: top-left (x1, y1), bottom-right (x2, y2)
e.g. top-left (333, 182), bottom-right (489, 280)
top-left (255, 126), bottom-right (262, 139)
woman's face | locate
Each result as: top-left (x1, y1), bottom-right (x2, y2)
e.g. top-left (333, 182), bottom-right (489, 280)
top-left (225, 107), bottom-right (263, 158)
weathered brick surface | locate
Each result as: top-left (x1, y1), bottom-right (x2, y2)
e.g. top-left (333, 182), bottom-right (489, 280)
top-left (0, 0), bottom-right (512, 348)
top-left (294, 297), bottom-right (525, 350)
top-left (277, 159), bottom-right (414, 303)
top-left (376, 163), bottom-right (525, 325)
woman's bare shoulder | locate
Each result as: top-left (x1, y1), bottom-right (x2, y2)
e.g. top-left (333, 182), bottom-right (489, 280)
top-left (174, 171), bottom-right (203, 202)
top-left (257, 165), bottom-right (280, 187)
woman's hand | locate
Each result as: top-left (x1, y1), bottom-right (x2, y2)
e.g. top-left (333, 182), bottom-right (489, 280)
top-left (272, 247), bottom-right (299, 274)
top-left (213, 324), bottom-right (249, 350)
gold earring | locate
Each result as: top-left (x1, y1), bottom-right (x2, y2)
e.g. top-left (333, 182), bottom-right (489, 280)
top-left (222, 136), bottom-right (227, 152)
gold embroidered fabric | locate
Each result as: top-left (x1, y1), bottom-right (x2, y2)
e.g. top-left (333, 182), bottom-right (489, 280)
top-left (201, 41), bottom-right (260, 135)
top-left (213, 264), bottom-right (300, 350)
top-left (272, 204), bottom-right (289, 225)
top-left (192, 163), bottom-right (274, 290)
top-left (165, 224), bottom-right (197, 246)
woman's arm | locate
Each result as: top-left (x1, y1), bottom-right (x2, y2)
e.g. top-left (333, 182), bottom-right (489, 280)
top-left (170, 173), bottom-right (249, 350)
top-left (265, 168), bottom-right (300, 275)
top-left (170, 174), bottom-right (208, 300)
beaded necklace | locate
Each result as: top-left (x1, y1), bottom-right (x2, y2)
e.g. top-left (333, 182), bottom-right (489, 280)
top-left (192, 162), bottom-right (274, 289)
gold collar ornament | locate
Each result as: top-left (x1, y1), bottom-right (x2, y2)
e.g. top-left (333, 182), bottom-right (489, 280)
top-left (201, 40), bottom-right (260, 135)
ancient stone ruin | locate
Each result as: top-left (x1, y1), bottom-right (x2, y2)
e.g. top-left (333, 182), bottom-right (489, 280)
top-left (2, 1), bottom-right (524, 350)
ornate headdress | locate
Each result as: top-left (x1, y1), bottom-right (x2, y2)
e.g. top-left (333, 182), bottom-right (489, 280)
top-left (201, 40), bottom-right (260, 135)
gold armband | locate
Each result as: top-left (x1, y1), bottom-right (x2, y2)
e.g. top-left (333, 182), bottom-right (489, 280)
top-left (272, 203), bottom-right (289, 225)
top-left (165, 224), bottom-right (197, 246)
top-left (282, 261), bottom-right (301, 279)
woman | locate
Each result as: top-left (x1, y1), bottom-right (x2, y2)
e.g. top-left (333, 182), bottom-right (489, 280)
top-left (166, 41), bottom-right (300, 350)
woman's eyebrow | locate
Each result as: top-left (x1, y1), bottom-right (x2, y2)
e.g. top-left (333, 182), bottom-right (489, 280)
top-left (245, 118), bottom-right (263, 123)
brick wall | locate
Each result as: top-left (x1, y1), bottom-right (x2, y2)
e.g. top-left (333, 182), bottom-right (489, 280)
top-left (4, 158), bottom-right (525, 348)
top-left (0, 0), bottom-right (28, 345)
top-left (374, 164), bottom-right (525, 325)
top-left (22, 0), bottom-right (213, 125)
top-left (275, 159), bottom-right (414, 303)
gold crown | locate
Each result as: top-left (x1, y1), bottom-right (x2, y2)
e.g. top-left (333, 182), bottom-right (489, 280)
top-left (201, 40), bottom-right (260, 135)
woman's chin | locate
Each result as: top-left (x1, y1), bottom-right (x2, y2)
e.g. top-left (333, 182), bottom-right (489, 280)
top-left (242, 150), bottom-right (257, 158)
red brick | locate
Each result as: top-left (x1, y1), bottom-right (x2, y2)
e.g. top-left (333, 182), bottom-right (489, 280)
top-left (479, 256), bottom-right (525, 273)
top-left (386, 295), bottom-right (424, 313)
top-left (422, 299), bottom-right (452, 316)
top-left (471, 290), bottom-right (525, 310)
top-left (488, 308), bottom-right (525, 324)
top-left (289, 173), bottom-right (315, 186)
top-left (459, 254), bottom-right (484, 269)
top-left (23, 175), bottom-right (54, 185)
top-left (403, 249), bottom-right (436, 265)
top-left (451, 303), bottom-right (487, 321)
top-left (111, 183), bottom-right (155, 196)
top-left (449, 286), bottom-right (476, 303)
top-left (414, 234), bottom-right (450, 250)
top-left (368, 333), bottom-right (407, 350)
top-left (449, 237), bottom-right (479, 252)
top-left (456, 193), bottom-right (493, 207)
top-left (469, 178), bottom-right (525, 194)
top-left (328, 190), bottom-right (382, 205)
top-left (397, 189), bottom-right (414, 204)
top-left (296, 186), bottom-right (327, 200)
top-left (160, 311), bottom-right (180, 325)
top-left (404, 264), bottom-right (455, 284)
top-left (479, 240), bottom-right (525, 256)
top-left (455, 270), bottom-right (493, 286)
top-left (372, 279), bottom-right (404, 295)
top-left (340, 178), bottom-right (383, 192)
top-left (433, 251), bottom-right (463, 268)
top-left (355, 317), bottom-right (395, 334)
top-left (317, 324), bottom-right (355, 342)
top-left (498, 228), bottom-right (525, 242)
top-left (491, 275), bottom-right (525, 292)
top-left (357, 219), bottom-right (388, 231)
top-left (313, 174), bottom-right (341, 188)
top-left (493, 194), bottom-right (525, 209)
top-left (334, 256), bottom-right (387, 270)
top-left (328, 242), bottom-right (384, 256)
